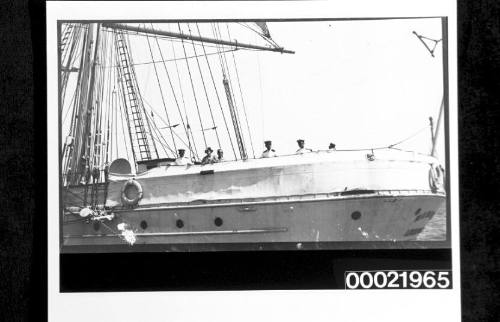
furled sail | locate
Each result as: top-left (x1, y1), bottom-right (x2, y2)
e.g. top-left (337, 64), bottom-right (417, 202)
top-left (254, 22), bottom-right (271, 39)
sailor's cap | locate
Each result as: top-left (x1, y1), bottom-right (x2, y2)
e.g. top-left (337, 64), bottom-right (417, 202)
top-left (264, 140), bottom-right (272, 144)
top-left (297, 139), bottom-right (304, 143)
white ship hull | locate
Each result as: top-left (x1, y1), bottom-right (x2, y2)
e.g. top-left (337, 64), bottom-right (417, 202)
top-left (62, 150), bottom-right (446, 252)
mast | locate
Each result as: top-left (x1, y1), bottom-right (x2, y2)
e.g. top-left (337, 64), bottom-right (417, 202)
top-left (431, 98), bottom-right (444, 156)
top-left (439, 16), bottom-right (450, 244)
top-left (102, 23), bottom-right (295, 54)
top-left (412, 27), bottom-right (445, 158)
top-left (223, 78), bottom-right (247, 159)
top-left (63, 24), bottom-right (91, 184)
top-left (431, 18), bottom-right (448, 157)
top-left (82, 24), bottom-right (101, 169)
top-left (70, 23), bottom-right (100, 184)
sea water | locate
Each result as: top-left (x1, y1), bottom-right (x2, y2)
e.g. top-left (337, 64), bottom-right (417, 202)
top-left (417, 206), bottom-right (447, 241)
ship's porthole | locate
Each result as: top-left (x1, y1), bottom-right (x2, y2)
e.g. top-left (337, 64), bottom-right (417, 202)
top-left (415, 208), bottom-right (422, 215)
top-left (176, 219), bottom-right (184, 229)
top-left (214, 217), bottom-right (223, 227)
top-left (93, 221), bottom-right (100, 231)
top-left (351, 211), bottom-right (362, 220)
top-left (140, 220), bottom-right (148, 229)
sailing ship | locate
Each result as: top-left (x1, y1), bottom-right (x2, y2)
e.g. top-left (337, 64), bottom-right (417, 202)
top-left (59, 21), bottom-right (447, 252)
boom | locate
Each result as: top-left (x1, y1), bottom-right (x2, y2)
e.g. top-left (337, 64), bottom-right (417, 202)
top-left (102, 23), bottom-right (295, 54)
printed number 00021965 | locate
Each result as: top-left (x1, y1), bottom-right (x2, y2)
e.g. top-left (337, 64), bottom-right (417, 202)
top-left (344, 270), bottom-right (452, 289)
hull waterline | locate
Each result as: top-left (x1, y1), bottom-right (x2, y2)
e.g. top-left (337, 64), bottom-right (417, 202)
top-left (62, 191), bottom-right (446, 252)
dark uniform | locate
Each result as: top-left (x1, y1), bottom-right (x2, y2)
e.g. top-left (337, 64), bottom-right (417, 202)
top-left (201, 147), bottom-right (215, 165)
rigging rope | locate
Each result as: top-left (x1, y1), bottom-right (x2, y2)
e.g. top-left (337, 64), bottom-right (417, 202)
top-left (125, 31), bottom-right (159, 160)
top-left (143, 114), bottom-right (172, 156)
top-left (141, 96), bottom-right (192, 152)
top-left (110, 34), bottom-right (119, 164)
top-left (113, 88), bottom-right (118, 161)
top-left (236, 22), bottom-right (280, 49)
top-left (150, 23), bottom-right (195, 158)
top-left (80, 23), bottom-right (101, 180)
top-left (168, 24), bottom-right (198, 161)
top-left (226, 25), bottom-right (256, 159)
top-left (187, 23), bottom-right (222, 148)
top-left (100, 27), bottom-right (253, 52)
top-left (199, 23), bottom-right (238, 160)
top-left (143, 110), bottom-right (177, 155)
top-left (62, 79), bottom-right (80, 126)
top-left (63, 187), bottom-right (88, 203)
top-left (61, 24), bottom-right (84, 107)
top-left (217, 24), bottom-right (247, 157)
top-left (212, 24), bottom-right (228, 78)
top-left (117, 86), bottom-right (131, 162)
top-left (104, 30), bottom-right (114, 165)
top-left (178, 23), bottom-right (208, 151)
top-left (387, 125), bottom-right (429, 149)
top-left (211, 23), bottom-right (239, 159)
top-left (310, 125), bottom-right (430, 155)
top-left (95, 35), bottom-right (106, 169)
top-left (113, 31), bottom-right (137, 165)
top-left (412, 31), bottom-right (442, 57)
top-left (334, 125), bottom-right (431, 153)
top-left (60, 23), bottom-right (74, 68)
top-left (144, 28), bottom-right (178, 157)
top-left (92, 27), bottom-right (109, 171)
top-left (66, 24), bottom-right (91, 181)
top-left (110, 49), bottom-right (238, 68)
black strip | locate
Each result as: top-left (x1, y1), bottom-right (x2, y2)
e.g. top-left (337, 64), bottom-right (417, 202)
top-left (60, 249), bottom-right (451, 292)
top-left (61, 240), bottom-right (451, 254)
top-left (458, 0), bottom-right (500, 321)
top-left (340, 189), bottom-right (375, 196)
top-left (442, 17), bottom-right (452, 245)
top-left (32, 0), bottom-right (47, 321)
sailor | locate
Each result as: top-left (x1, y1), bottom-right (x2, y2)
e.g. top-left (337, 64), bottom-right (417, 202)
top-left (296, 139), bottom-right (312, 154)
top-left (92, 166), bottom-right (100, 183)
top-left (65, 167), bottom-right (72, 182)
top-left (174, 149), bottom-right (193, 166)
top-left (201, 147), bottom-right (215, 165)
top-left (214, 149), bottom-right (224, 163)
top-left (261, 140), bottom-right (277, 158)
top-left (328, 143), bottom-right (336, 150)
top-left (103, 163), bottom-right (110, 182)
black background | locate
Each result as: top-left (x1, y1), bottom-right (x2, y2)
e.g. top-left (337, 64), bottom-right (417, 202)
top-left (60, 249), bottom-right (451, 291)
top-left (0, 0), bottom-right (499, 321)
